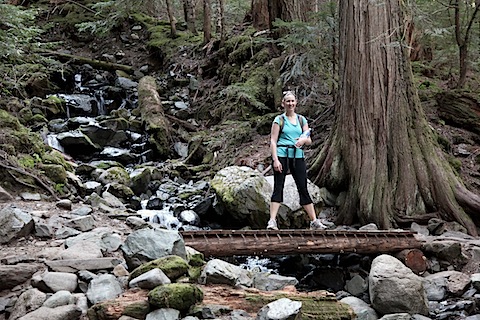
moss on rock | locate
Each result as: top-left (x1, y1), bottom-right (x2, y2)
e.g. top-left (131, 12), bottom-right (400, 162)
top-left (148, 283), bottom-right (203, 312)
top-left (129, 255), bottom-right (189, 282)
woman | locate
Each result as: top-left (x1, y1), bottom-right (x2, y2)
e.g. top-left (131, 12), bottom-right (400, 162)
top-left (267, 91), bottom-right (326, 230)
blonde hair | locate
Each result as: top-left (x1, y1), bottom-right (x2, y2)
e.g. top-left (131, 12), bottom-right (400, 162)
top-left (282, 90), bottom-right (296, 101)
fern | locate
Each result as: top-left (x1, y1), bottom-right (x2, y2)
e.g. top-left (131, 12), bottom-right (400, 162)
top-left (0, 3), bottom-right (43, 63)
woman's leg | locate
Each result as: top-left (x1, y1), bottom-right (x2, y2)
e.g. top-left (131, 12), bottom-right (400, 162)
top-left (269, 157), bottom-right (288, 229)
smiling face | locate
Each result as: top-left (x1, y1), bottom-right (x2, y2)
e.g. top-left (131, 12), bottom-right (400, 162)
top-left (282, 93), bottom-right (297, 113)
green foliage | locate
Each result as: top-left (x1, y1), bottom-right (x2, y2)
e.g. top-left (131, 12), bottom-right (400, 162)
top-left (272, 2), bottom-right (337, 94)
top-left (76, 0), bottom-right (144, 36)
top-left (54, 183), bottom-right (65, 194)
top-left (0, 3), bottom-right (43, 64)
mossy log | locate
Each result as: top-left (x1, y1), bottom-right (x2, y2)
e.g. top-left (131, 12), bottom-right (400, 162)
top-left (86, 286), bottom-right (353, 320)
top-left (38, 49), bottom-right (135, 74)
top-left (137, 76), bottom-right (172, 158)
top-left (87, 289), bottom-right (150, 320)
top-left (200, 285), bottom-right (354, 320)
top-left (436, 92), bottom-right (480, 135)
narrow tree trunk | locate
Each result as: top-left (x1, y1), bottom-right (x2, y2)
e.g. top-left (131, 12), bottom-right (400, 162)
top-left (166, 0), bottom-right (177, 38)
top-left (183, 0), bottom-right (197, 34)
top-left (453, 0), bottom-right (480, 88)
top-left (203, 0), bottom-right (212, 44)
top-left (217, 0), bottom-right (226, 46)
top-left (310, 0), bottom-right (479, 236)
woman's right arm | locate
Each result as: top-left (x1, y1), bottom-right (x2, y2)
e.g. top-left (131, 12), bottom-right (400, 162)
top-left (270, 122), bottom-right (282, 172)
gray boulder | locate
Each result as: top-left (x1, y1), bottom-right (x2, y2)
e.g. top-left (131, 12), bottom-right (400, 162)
top-left (369, 254), bottom-right (428, 316)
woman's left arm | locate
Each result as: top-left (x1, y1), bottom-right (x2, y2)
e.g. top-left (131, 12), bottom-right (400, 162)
top-left (295, 118), bottom-right (312, 148)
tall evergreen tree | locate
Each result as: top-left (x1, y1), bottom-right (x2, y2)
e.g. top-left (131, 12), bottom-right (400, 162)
top-left (310, 0), bottom-right (480, 235)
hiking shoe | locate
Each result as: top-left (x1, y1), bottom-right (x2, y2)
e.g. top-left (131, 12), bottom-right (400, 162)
top-left (267, 219), bottom-right (279, 230)
top-left (310, 219), bottom-right (327, 230)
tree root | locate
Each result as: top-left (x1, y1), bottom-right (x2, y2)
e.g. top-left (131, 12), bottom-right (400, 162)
top-left (0, 161), bottom-right (60, 201)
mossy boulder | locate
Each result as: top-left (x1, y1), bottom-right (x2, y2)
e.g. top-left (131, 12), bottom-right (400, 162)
top-left (129, 255), bottom-right (189, 282)
top-left (210, 166), bottom-right (271, 228)
top-left (148, 283), bottom-right (203, 312)
top-left (39, 164), bottom-right (67, 184)
top-left (97, 166), bottom-right (130, 185)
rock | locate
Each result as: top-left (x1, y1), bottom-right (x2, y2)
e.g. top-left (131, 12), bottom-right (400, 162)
top-left (129, 255), bottom-right (188, 282)
top-left (129, 268), bottom-right (171, 289)
top-left (121, 229), bottom-right (187, 270)
top-left (0, 205), bottom-right (34, 244)
top-left (256, 298), bottom-right (302, 320)
top-left (32, 271), bottom-right (78, 293)
top-left (148, 283), bottom-right (203, 312)
top-left (9, 288), bottom-right (46, 320)
top-left (369, 254), bottom-right (429, 315)
top-left (145, 308), bottom-right (180, 320)
top-left (252, 273), bottom-right (298, 291)
top-left (340, 296), bottom-right (378, 320)
top-left (42, 290), bottom-right (75, 308)
top-left (86, 274), bottom-right (124, 304)
top-left (211, 166), bottom-right (271, 229)
top-left (199, 258), bottom-right (252, 288)
top-left (16, 305), bottom-right (82, 320)
top-left (0, 264), bottom-right (41, 290)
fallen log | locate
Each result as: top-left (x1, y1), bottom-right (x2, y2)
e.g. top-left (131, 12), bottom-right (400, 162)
top-left (38, 49), bottom-right (135, 74)
top-left (181, 229), bottom-right (423, 257)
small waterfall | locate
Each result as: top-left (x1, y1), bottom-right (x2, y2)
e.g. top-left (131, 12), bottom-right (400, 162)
top-left (45, 134), bottom-right (64, 153)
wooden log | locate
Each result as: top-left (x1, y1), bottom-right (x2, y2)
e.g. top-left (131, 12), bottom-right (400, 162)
top-left (181, 230), bottom-right (423, 257)
top-left (38, 49), bottom-right (135, 74)
top-left (395, 248), bottom-right (427, 275)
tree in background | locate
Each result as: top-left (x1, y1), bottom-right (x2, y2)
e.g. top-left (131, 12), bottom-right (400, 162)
top-left (310, 0), bottom-right (480, 235)
top-left (166, 0), bottom-right (177, 38)
top-left (216, 0), bottom-right (226, 46)
top-left (203, 0), bottom-right (212, 43)
top-left (183, 0), bottom-right (198, 34)
top-left (451, 0), bottom-right (479, 88)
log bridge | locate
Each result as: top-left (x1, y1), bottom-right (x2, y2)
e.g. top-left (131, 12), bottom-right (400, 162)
top-left (180, 229), bottom-right (423, 257)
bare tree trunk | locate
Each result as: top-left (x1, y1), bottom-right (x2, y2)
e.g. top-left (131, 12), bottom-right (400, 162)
top-left (183, 0), bottom-right (197, 34)
top-left (203, 0), bottom-right (212, 43)
top-left (310, 0), bottom-right (479, 235)
top-left (217, 0), bottom-right (226, 46)
top-left (166, 0), bottom-right (177, 38)
top-left (453, 0), bottom-right (480, 88)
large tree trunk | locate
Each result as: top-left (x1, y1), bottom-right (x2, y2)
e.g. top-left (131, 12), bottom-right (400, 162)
top-left (309, 0), bottom-right (480, 236)
top-left (251, 0), bottom-right (269, 30)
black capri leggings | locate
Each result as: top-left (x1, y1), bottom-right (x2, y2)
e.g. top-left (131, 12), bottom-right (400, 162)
top-left (271, 157), bottom-right (313, 205)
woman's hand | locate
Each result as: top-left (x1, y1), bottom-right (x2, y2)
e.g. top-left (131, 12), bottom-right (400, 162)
top-left (295, 137), bottom-right (308, 148)
top-left (273, 159), bottom-right (283, 172)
